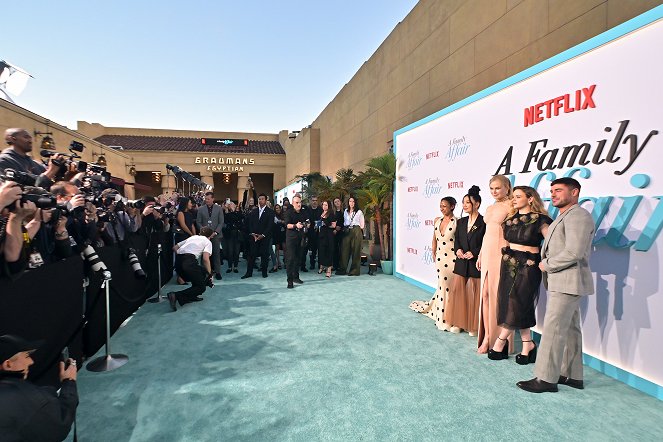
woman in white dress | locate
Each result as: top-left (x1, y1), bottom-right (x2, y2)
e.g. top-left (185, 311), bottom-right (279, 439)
top-left (409, 196), bottom-right (457, 331)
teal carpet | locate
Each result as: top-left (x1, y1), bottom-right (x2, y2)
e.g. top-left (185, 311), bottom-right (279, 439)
top-left (68, 262), bottom-right (663, 441)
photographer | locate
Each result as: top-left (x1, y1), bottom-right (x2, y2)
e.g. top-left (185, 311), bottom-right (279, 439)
top-left (167, 227), bottom-right (216, 311)
top-left (0, 334), bottom-right (78, 442)
top-left (140, 196), bottom-right (171, 236)
top-left (0, 184), bottom-right (35, 277)
top-left (284, 194), bottom-right (308, 289)
top-left (50, 181), bottom-right (96, 250)
top-left (0, 129), bottom-right (64, 190)
top-left (97, 189), bottom-right (140, 246)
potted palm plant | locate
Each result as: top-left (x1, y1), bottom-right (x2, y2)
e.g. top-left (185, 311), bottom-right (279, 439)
top-left (358, 152), bottom-right (395, 274)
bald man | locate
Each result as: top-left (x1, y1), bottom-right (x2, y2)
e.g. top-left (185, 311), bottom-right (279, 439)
top-left (0, 128), bottom-right (61, 186)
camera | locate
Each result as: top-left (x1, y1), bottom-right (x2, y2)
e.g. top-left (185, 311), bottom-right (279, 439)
top-left (126, 199), bottom-right (146, 211)
top-left (299, 219), bottom-right (311, 233)
top-left (0, 168), bottom-right (36, 186)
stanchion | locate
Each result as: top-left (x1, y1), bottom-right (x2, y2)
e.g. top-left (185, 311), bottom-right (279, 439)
top-left (86, 271), bottom-right (129, 372)
top-left (147, 244), bottom-right (165, 303)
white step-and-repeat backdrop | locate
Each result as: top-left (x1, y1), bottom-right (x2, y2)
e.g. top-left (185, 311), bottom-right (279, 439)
top-left (394, 9), bottom-right (663, 396)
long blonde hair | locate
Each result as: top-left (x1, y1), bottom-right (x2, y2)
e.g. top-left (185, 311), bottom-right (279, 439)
top-left (509, 185), bottom-right (549, 217)
top-left (489, 175), bottom-right (513, 199)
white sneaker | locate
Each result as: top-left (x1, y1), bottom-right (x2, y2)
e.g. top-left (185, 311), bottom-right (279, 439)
top-left (468, 331), bottom-right (477, 337)
top-left (440, 323), bottom-right (451, 332)
top-left (450, 326), bottom-right (461, 334)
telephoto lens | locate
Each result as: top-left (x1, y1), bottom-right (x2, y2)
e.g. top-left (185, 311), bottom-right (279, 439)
top-left (127, 248), bottom-right (146, 279)
top-left (81, 245), bottom-right (108, 273)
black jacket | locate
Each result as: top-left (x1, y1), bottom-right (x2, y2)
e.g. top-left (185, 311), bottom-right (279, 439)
top-left (246, 206), bottom-right (274, 240)
top-left (0, 371), bottom-right (78, 441)
top-left (453, 214), bottom-right (486, 278)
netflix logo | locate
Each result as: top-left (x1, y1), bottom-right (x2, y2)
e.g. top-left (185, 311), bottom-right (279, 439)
top-left (524, 84), bottom-right (596, 127)
top-left (448, 181), bottom-right (463, 189)
top-left (426, 151), bottom-right (439, 160)
top-left (407, 247), bottom-right (418, 255)
top-left (408, 186), bottom-right (418, 192)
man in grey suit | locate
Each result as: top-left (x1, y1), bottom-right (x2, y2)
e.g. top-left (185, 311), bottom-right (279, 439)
top-left (517, 177), bottom-right (595, 393)
top-left (196, 192), bottom-right (224, 280)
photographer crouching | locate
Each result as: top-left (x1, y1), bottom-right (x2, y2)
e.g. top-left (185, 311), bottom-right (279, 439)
top-left (167, 227), bottom-right (216, 311)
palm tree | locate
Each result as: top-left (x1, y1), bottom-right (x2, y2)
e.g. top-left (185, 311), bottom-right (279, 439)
top-left (331, 168), bottom-right (359, 201)
top-left (363, 152), bottom-right (396, 260)
top-left (357, 183), bottom-right (385, 259)
top-left (297, 172), bottom-right (333, 202)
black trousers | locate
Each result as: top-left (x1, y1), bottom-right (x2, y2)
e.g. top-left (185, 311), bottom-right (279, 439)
top-left (246, 237), bottom-right (269, 276)
top-left (286, 234), bottom-right (303, 281)
top-left (299, 234), bottom-right (309, 269)
top-left (306, 232), bottom-right (319, 267)
top-left (224, 232), bottom-right (241, 268)
top-left (333, 231), bottom-right (343, 269)
top-left (174, 254), bottom-right (207, 305)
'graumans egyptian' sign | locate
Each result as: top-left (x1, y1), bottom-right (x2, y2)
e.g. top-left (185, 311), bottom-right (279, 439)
top-left (195, 157), bottom-right (255, 172)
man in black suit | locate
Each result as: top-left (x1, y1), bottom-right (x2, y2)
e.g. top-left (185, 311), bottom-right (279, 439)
top-left (242, 193), bottom-right (274, 278)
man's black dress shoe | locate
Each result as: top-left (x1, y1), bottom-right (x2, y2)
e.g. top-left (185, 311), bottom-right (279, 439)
top-left (262, 271), bottom-right (268, 278)
top-left (233, 268), bottom-right (238, 273)
top-left (558, 376), bottom-right (584, 389)
top-left (241, 274), bottom-right (252, 279)
top-left (191, 296), bottom-right (204, 302)
top-left (226, 268), bottom-right (233, 273)
top-left (293, 278), bottom-right (304, 284)
top-left (300, 267), bottom-right (308, 272)
top-left (167, 292), bottom-right (177, 312)
top-left (516, 377), bottom-right (558, 393)
top-left (287, 281), bottom-right (294, 289)
top-left (215, 273), bottom-right (222, 280)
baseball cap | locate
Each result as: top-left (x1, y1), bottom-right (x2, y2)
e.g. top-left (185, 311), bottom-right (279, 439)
top-left (0, 335), bottom-right (44, 363)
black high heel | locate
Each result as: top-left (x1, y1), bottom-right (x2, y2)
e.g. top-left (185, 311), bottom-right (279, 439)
top-left (488, 337), bottom-right (509, 360)
top-left (516, 340), bottom-right (537, 365)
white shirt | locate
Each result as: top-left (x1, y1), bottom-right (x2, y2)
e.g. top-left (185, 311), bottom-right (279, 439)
top-left (258, 205), bottom-right (266, 219)
top-left (344, 209), bottom-right (365, 229)
top-left (176, 235), bottom-right (213, 259)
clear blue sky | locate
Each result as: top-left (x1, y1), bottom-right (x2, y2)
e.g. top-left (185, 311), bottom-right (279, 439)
top-left (3, 0), bottom-right (418, 134)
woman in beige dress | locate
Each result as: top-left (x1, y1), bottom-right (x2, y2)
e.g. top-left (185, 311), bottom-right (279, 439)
top-left (409, 197), bottom-right (457, 331)
top-left (476, 175), bottom-right (512, 353)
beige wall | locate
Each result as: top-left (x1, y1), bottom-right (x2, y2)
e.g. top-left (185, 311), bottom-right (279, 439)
top-left (282, 127), bottom-right (320, 181)
top-left (286, 0), bottom-right (663, 182)
top-left (77, 121), bottom-right (279, 142)
top-left (1, 100), bottom-right (135, 197)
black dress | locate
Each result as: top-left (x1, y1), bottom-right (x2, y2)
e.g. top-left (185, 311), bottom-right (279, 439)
top-left (317, 213), bottom-right (335, 268)
top-left (175, 210), bottom-right (196, 243)
top-left (497, 212), bottom-right (552, 329)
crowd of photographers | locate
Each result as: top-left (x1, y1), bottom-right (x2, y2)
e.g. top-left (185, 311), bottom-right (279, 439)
top-left (0, 127), bottom-right (340, 439)
top-left (0, 128), bottom-right (178, 440)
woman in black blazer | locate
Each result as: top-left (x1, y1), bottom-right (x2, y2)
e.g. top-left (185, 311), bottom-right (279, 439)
top-left (444, 185), bottom-right (486, 336)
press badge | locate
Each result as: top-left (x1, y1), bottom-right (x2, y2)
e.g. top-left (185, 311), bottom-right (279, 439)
top-left (28, 251), bottom-right (44, 269)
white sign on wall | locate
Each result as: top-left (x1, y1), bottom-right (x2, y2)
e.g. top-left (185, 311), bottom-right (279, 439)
top-left (394, 9), bottom-right (663, 397)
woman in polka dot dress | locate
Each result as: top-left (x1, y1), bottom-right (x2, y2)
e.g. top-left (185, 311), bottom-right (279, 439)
top-left (409, 196), bottom-right (457, 330)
